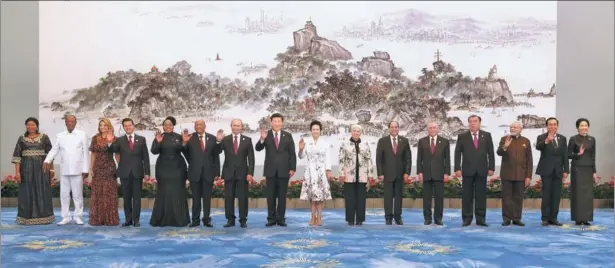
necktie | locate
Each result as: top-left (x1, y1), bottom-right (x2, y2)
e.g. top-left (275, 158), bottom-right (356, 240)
top-left (233, 135), bottom-right (239, 155)
top-left (553, 134), bottom-right (558, 148)
top-left (430, 137), bottom-right (435, 154)
top-left (274, 132), bottom-right (279, 149)
top-left (392, 137), bottom-right (398, 155)
top-left (473, 133), bottom-right (478, 149)
top-left (199, 135), bottom-right (205, 152)
top-left (128, 135), bottom-right (134, 151)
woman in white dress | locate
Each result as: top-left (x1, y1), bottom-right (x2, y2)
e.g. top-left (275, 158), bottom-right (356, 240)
top-left (299, 120), bottom-right (333, 226)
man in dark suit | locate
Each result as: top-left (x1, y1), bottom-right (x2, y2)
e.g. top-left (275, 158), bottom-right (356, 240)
top-left (416, 122), bottom-right (450, 225)
top-left (496, 121), bottom-right (533, 227)
top-left (215, 119), bottom-right (255, 228)
top-left (454, 115), bottom-right (495, 227)
top-left (535, 117), bottom-right (568, 226)
top-left (255, 113), bottom-right (297, 227)
top-left (182, 119), bottom-right (220, 227)
top-left (376, 121), bottom-right (411, 225)
top-left (110, 118), bottom-right (151, 227)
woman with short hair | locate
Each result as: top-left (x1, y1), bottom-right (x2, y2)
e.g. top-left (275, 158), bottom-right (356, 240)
top-left (567, 118), bottom-right (598, 225)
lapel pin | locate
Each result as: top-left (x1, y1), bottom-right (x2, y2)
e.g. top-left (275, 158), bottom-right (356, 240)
top-left (242, 138), bottom-right (245, 141)
top-left (438, 140), bottom-right (441, 144)
top-left (481, 135), bottom-right (484, 138)
top-left (523, 143), bottom-right (526, 148)
top-left (589, 137), bottom-right (591, 141)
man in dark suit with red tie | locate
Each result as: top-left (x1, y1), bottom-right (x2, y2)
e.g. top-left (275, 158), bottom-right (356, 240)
top-left (182, 120), bottom-right (220, 227)
top-left (215, 119), bottom-right (255, 228)
top-left (416, 122), bottom-right (451, 225)
top-left (454, 115), bottom-right (495, 227)
top-left (376, 121), bottom-right (412, 225)
top-left (110, 118), bottom-right (151, 227)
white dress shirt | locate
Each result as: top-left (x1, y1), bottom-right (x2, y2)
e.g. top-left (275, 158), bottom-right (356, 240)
top-left (44, 129), bottom-right (90, 176)
top-left (232, 134), bottom-right (241, 147)
top-left (429, 135), bottom-right (438, 144)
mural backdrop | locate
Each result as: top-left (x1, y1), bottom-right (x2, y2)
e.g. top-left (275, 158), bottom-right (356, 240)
top-left (39, 1), bottom-right (557, 169)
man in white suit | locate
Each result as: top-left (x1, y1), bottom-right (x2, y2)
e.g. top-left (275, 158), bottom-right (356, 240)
top-left (43, 114), bottom-right (89, 225)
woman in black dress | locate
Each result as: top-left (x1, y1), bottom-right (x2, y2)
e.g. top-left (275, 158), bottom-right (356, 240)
top-left (567, 118), bottom-right (598, 225)
top-left (150, 116), bottom-right (190, 227)
top-left (11, 117), bottom-right (55, 225)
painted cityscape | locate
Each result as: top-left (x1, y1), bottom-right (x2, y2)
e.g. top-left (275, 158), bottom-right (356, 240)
top-left (39, 1), bottom-right (557, 166)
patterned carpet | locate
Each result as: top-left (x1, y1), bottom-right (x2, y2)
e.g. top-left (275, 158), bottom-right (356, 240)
top-left (1, 208), bottom-right (613, 268)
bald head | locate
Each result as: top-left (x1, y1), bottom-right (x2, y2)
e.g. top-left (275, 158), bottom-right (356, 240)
top-left (194, 120), bottom-right (206, 134)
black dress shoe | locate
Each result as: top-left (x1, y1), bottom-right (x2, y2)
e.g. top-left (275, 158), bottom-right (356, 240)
top-left (348, 221), bottom-right (355, 226)
top-left (203, 222), bottom-right (213, 228)
top-left (240, 222), bottom-right (247, 228)
top-left (224, 221), bottom-right (235, 228)
top-left (462, 221), bottom-right (471, 227)
top-left (385, 219), bottom-right (393, 225)
top-left (394, 219), bottom-right (403, 225)
top-left (189, 222), bottom-right (200, 227)
top-left (424, 220), bottom-right (432, 225)
top-left (476, 222), bottom-right (489, 227)
top-left (502, 220), bottom-right (511, 226)
top-left (122, 222), bottom-right (133, 227)
top-left (512, 220), bottom-right (525, 226)
top-left (265, 222), bottom-right (276, 227)
top-left (582, 221), bottom-right (591, 226)
top-left (277, 221), bottom-right (287, 227)
top-left (550, 220), bottom-right (563, 226)
top-left (134, 222), bottom-right (140, 227)
top-left (541, 221), bottom-right (549, 226)
top-left (356, 222), bottom-right (363, 226)
top-left (434, 220), bottom-right (443, 226)
top-left (575, 221), bottom-right (582, 225)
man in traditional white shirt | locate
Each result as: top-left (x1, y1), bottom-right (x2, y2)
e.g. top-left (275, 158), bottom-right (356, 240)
top-left (43, 114), bottom-right (89, 225)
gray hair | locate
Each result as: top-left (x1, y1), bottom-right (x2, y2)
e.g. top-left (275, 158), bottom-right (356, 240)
top-left (427, 121), bottom-right (439, 128)
top-left (63, 111), bottom-right (77, 121)
top-left (511, 121), bottom-right (523, 128)
top-left (230, 118), bottom-right (243, 126)
top-left (350, 124), bottom-right (363, 132)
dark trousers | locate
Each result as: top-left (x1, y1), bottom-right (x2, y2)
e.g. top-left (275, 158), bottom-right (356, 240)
top-left (462, 173), bottom-right (487, 223)
top-left (120, 173), bottom-right (143, 223)
top-left (344, 183), bottom-right (366, 223)
top-left (265, 176), bottom-right (289, 223)
top-left (191, 179), bottom-right (213, 223)
top-left (423, 179), bottom-right (444, 221)
top-left (540, 174), bottom-right (562, 221)
top-left (384, 177), bottom-right (403, 220)
top-left (224, 178), bottom-right (249, 222)
top-left (502, 180), bottom-right (525, 221)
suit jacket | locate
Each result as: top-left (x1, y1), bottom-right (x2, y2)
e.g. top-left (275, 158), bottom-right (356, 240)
top-left (215, 134), bottom-right (255, 180)
top-left (416, 135), bottom-right (451, 181)
top-left (376, 135), bottom-right (412, 181)
top-left (255, 129), bottom-right (296, 178)
top-left (110, 134), bottom-right (150, 178)
top-left (496, 135), bottom-right (532, 181)
top-left (44, 129), bottom-right (90, 176)
top-left (454, 130), bottom-right (495, 177)
top-left (535, 133), bottom-right (569, 178)
top-left (182, 132), bottom-right (219, 183)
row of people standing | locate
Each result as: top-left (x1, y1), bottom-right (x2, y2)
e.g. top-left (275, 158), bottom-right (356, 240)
top-left (11, 113), bottom-right (597, 227)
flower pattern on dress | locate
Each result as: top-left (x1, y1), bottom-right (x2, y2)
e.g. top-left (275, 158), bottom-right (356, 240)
top-left (338, 140), bottom-right (375, 183)
top-left (299, 137), bottom-right (332, 201)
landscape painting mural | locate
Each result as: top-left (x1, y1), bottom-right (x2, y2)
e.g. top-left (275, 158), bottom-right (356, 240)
top-left (39, 1), bottom-right (557, 170)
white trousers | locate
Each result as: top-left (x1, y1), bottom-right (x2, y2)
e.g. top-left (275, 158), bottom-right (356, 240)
top-left (60, 175), bottom-right (84, 219)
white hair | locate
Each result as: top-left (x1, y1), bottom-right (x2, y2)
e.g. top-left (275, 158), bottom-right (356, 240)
top-left (511, 121), bottom-right (523, 128)
top-left (350, 124), bottom-right (363, 132)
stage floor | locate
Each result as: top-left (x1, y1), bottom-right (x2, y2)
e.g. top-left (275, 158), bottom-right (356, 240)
top-left (1, 208), bottom-right (613, 268)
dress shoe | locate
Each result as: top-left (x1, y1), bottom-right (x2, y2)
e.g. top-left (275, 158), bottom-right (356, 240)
top-left (203, 222), bottom-right (214, 228)
top-left (476, 222), bottom-right (488, 227)
top-left (394, 219), bottom-right (403, 225)
top-left (57, 218), bottom-right (71, 225)
top-left (502, 220), bottom-right (511, 226)
top-left (189, 222), bottom-right (200, 227)
top-left (348, 221), bottom-right (355, 226)
top-left (355, 222), bottom-right (363, 226)
top-left (424, 220), bottom-right (432, 225)
top-left (541, 221), bottom-right (549, 226)
top-left (462, 221), bottom-right (471, 227)
top-left (224, 221), bottom-right (235, 228)
top-left (122, 222), bottom-right (133, 227)
top-left (582, 221), bottom-right (591, 226)
top-left (385, 219), bottom-right (393, 225)
top-left (549, 220), bottom-right (563, 226)
top-left (240, 222), bottom-right (247, 228)
top-left (434, 220), bottom-right (443, 226)
top-left (277, 221), bottom-right (287, 227)
top-left (512, 220), bottom-right (525, 226)
top-left (265, 222), bottom-right (276, 227)
top-left (134, 222), bottom-right (141, 227)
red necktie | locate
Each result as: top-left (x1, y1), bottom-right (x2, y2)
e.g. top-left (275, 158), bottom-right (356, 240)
top-left (233, 135), bottom-right (239, 155)
top-left (473, 133), bottom-right (478, 149)
top-left (430, 137), bottom-right (435, 154)
top-left (199, 135), bottom-right (205, 152)
top-left (129, 135), bottom-right (134, 151)
top-left (274, 132), bottom-right (279, 149)
top-left (392, 137), bottom-right (398, 155)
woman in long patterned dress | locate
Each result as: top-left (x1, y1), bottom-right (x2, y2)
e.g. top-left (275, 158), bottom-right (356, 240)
top-left (338, 124), bottom-right (375, 226)
top-left (11, 117), bottom-right (55, 225)
top-left (567, 118), bottom-right (598, 226)
top-left (299, 120), bottom-right (332, 226)
top-left (88, 118), bottom-right (119, 226)
top-left (150, 116), bottom-right (190, 227)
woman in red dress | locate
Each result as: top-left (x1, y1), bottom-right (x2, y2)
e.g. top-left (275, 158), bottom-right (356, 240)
top-left (88, 118), bottom-right (119, 226)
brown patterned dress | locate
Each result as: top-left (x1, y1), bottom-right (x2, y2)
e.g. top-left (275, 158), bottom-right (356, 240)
top-left (88, 135), bottom-right (119, 226)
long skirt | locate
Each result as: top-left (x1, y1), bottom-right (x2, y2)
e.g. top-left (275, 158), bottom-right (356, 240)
top-left (570, 165), bottom-right (594, 222)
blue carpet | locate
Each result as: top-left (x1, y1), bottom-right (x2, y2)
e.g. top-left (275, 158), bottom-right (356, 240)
top-left (1, 208), bottom-right (613, 268)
